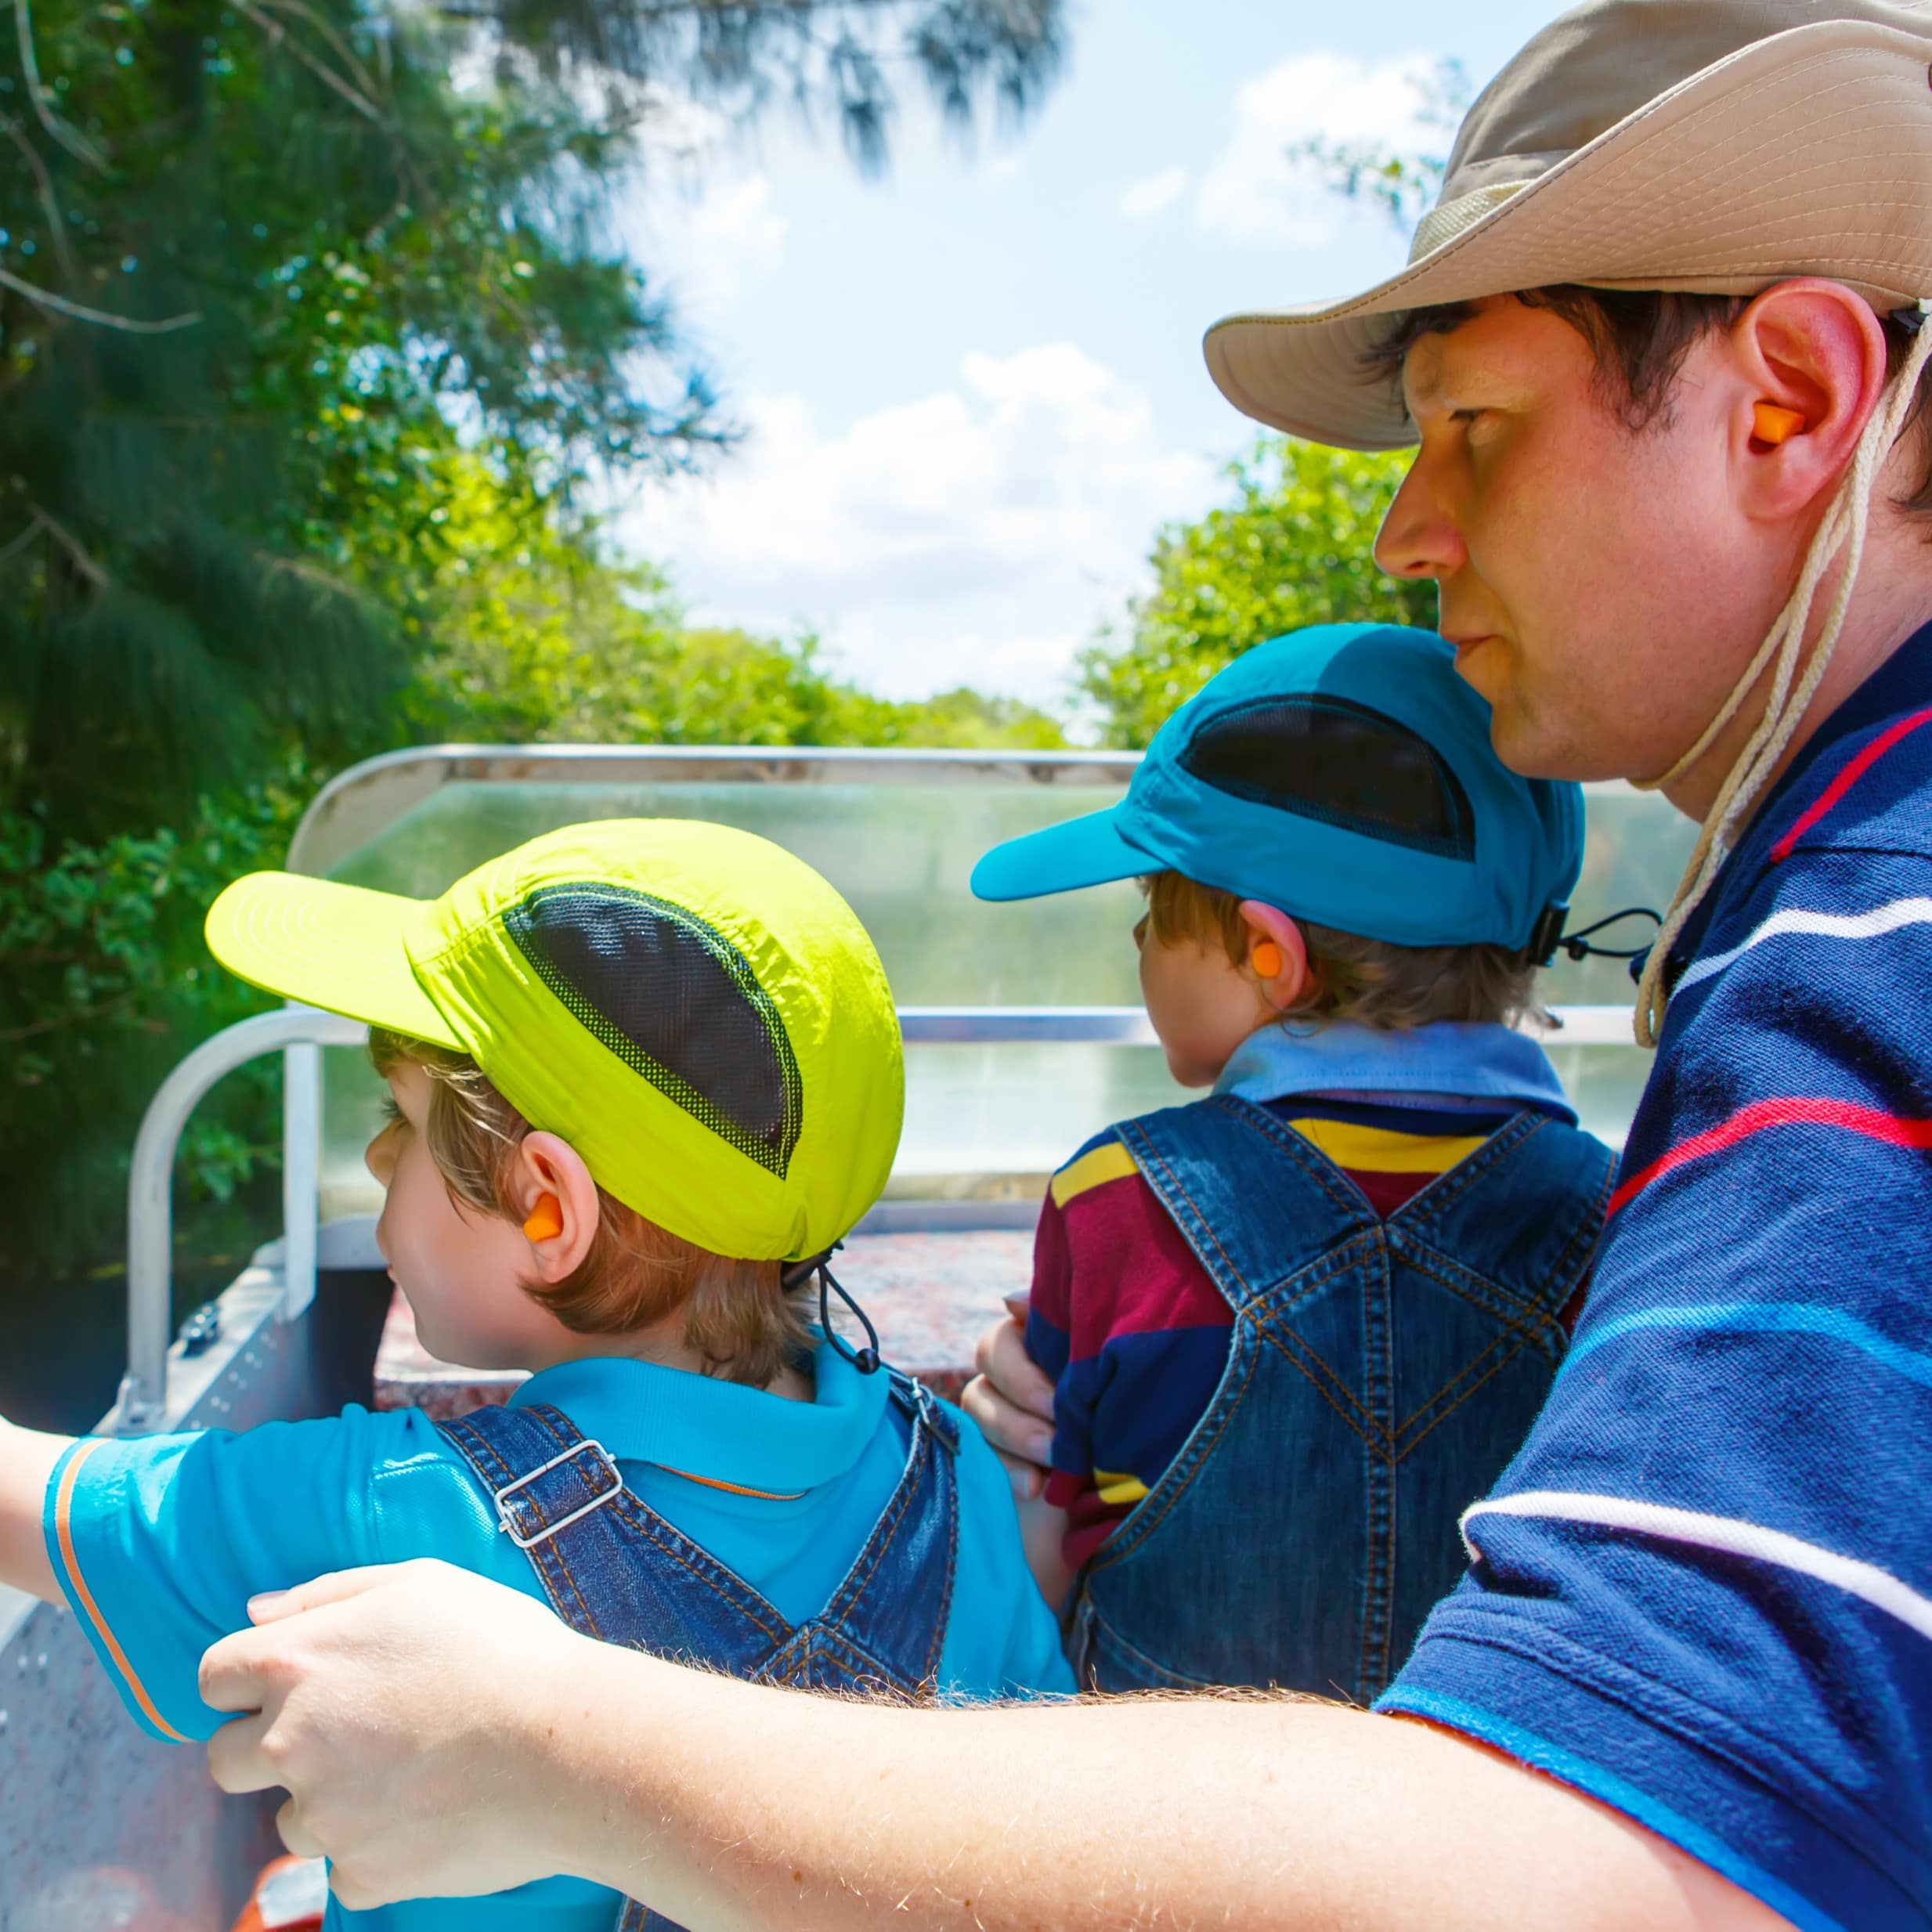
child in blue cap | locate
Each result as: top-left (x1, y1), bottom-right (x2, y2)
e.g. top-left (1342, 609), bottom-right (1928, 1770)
top-left (971, 623), bottom-right (1616, 1700)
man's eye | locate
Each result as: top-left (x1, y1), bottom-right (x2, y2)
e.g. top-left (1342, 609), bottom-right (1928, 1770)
top-left (377, 1093), bottom-right (403, 1127)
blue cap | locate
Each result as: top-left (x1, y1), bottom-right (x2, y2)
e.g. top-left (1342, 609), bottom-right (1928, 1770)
top-left (970, 624), bottom-right (1583, 952)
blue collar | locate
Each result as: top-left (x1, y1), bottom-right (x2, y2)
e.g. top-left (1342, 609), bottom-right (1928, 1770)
top-left (509, 1340), bottom-right (890, 1495)
top-left (1212, 1019), bottom-right (1577, 1125)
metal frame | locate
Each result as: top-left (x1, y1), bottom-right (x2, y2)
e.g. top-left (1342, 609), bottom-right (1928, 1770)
top-left (118, 995), bottom-right (1641, 1433)
top-left (286, 743), bottom-right (1147, 879)
top-left (114, 1006), bottom-right (367, 1435)
top-left (287, 742), bottom-right (1657, 879)
top-left (104, 746), bottom-right (1649, 1429)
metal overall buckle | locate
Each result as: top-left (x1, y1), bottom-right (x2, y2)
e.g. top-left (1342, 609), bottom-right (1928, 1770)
top-left (490, 1438), bottom-right (623, 1549)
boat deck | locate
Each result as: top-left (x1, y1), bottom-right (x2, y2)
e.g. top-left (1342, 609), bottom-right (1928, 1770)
top-left (372, 1229), bottom-right (1037, 1414)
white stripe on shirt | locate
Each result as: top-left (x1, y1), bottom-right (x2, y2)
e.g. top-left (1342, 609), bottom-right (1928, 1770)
top-left (1462, 1490), bottom-right (1932, 1643)
top-left (1677, 897), bottom-right (1932, 992)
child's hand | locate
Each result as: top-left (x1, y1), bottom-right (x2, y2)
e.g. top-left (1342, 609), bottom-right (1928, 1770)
top-left (962, 1293), bottom-right (1056, 1501)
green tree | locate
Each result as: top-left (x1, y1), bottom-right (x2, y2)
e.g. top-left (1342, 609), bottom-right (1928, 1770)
top-left (1079, 437), bottom-right (1435, 746)
top-left (0, 0), bottom-right (1069, 1377)
top-left (0, 0), bottom-right (1067, 836)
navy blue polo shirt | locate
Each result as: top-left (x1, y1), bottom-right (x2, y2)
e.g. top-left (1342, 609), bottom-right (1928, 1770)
top-left (1380, 621), bottom-right (1932, 1929)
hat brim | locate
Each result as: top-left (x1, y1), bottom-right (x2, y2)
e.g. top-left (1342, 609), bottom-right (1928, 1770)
top-left (970, 808), bottom-right (1163, 902)
top-left (1204, 17), bottom-right (1932, 451)
top-left (206, 872), bottom-right (460, 1048)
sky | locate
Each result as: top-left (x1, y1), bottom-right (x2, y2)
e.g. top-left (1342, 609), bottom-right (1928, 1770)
top-left (611, 0), bottom-right (1573, 712)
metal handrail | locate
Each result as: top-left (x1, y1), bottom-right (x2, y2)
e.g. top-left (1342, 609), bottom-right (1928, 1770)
top-left (114, 1006), bottom-right (367, 1435)
top-left (113, 998), bottom-right (1641, 1434)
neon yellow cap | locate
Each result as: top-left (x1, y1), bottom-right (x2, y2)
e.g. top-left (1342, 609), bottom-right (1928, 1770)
top-left (205, 819), bottom-right (904, 1261)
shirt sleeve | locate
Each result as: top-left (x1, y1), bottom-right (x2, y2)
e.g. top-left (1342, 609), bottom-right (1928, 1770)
top-left (42, 1404), bottom-right (448, 1743)
top-left (1024, 1187), bottom-right (1096, 1500)
top-left (1379, 847), bottom-right (1932, 1932)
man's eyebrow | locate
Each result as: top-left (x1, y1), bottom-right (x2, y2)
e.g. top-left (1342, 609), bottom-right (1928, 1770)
top-left (1400, 338), bottom-right (1446, 410)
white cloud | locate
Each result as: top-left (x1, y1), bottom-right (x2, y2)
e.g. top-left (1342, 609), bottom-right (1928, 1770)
top-left (1195, 50), bottom-right (1439, 247)
top-left (617, 345), bottom-right (1224, 706)
top-left (617, 88), bottom-right (790, 317)
top-left (1118, 165), bottom-right (1189, 222)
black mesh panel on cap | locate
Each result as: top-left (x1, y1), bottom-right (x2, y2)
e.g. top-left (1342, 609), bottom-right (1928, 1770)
top-left (504, 884), bottom-right (803, 1177)
top-left (1178, 694), bottom-right (1475, 861)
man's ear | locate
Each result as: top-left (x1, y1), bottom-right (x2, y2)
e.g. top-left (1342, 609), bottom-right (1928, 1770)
top-left (1728, 280), bottom-right (1892, 522)
top-left (1237, 901), bottom-right (1309, 1011)
top-left (511, 1133), bottom-right (601, 1281)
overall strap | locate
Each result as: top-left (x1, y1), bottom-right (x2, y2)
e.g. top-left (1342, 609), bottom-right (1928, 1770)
top-left (442, 1403), bottom-right (798, 1932)
top-left (437, 1403), bottom-right (793, 1662)
top-left (755, 1372), bottom-right (961, 1697)
top-left (1388, 1112), bottom-right (1616, 1310)
top-left (1121, 1097), bottom-right (1376, 1316)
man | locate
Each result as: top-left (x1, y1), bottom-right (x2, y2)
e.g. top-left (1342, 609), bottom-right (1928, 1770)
top-left (192, 5), bottom-right (1932, 1927)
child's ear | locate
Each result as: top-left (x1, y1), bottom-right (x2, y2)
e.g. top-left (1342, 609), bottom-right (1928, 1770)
top-left (511, 1133), bottom-right (601, 1280)
top-left (1237, 901), bottom-right (1309, 1011)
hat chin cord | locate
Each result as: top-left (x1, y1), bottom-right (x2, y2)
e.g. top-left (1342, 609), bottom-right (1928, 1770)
top-left (1629, 309), bottom-right (1932, 1049)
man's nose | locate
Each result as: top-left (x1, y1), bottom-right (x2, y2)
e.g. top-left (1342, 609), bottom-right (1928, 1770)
top-left (1373, 455), bottom-right (1465, 583)
top-left (366, 1129), bottom-right (395, 1186)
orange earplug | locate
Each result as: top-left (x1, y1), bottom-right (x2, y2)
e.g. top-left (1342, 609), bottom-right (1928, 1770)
top-left (1753, 402), bottom-right (1807, 446)
top-left (1251, 941), bottom-right (1284, 979)
top-left (522, 1193), bottom-right (564, 1242)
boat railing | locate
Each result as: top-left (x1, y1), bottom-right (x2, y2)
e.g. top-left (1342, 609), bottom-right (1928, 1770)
top-left (114, 999), bottom-right (1639, 1437)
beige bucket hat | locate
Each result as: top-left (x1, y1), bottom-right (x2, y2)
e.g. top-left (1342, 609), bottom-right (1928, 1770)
top-left (1204, 0), bottom-right (1932, 451)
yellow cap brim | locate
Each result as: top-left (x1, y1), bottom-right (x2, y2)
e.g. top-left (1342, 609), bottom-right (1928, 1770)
top-left (205, 872), bottom-right (460, 1049)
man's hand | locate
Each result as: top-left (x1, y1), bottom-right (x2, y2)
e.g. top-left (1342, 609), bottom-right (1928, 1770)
top-left (960, 1292), bottom-right (1055, 1500)
top-left (200, 1560), bottom-right (590, 1909)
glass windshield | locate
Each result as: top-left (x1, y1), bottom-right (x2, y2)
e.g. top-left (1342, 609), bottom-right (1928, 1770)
top-left (310, 757), bottom-right (1696, 1222)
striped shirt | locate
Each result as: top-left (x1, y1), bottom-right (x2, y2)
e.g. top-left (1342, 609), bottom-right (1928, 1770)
top-left (1381, 621), bottom-right (1932, 1932)
top-left (1027, 1093), bottom-right (1524, 1571)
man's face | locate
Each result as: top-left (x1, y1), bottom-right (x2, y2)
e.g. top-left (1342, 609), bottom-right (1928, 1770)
top-left (1374, 294), bottom-right (1784, 783)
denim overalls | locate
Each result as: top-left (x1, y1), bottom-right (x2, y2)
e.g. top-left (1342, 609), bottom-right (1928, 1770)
top-left (1068, 1092), bottom-right (1614, 1704)
top-left (439, 1373), bottom-right (960, 1932)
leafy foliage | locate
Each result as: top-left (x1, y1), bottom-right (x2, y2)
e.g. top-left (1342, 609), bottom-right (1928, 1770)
top-left (0, 0), bottom-right (1068, 1361)
top-left (0, 768), bottom-right (304, 1273)
top-left (1080, 438), bottom-right (1436, 747)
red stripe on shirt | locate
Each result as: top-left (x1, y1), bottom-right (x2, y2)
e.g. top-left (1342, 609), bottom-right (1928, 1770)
top-left (1772, 706), bottom-right (1932, 862)
top-left (1610, 1097), bottom-right (1932, 1217)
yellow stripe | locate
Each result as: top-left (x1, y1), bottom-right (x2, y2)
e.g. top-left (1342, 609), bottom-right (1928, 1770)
top-left (1050, 1139), bottom-right (1141, 1209)
top-left (1287, 1118), bottom-right (1490, 1175)
top-left (54, 1442), bottom-right (191, 1743)
top-left (1093, 1468), bottom-right (1150, 1507)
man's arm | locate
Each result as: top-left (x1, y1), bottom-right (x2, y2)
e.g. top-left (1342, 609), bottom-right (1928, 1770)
top-left (0, 1417), bottom-right (73, 1602)
top-left (201, 1561), bottom-right (1791, 1932)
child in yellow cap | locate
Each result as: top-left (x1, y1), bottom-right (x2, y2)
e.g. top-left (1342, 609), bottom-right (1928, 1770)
top-left (0, 818), bottom-right (1071, 1932)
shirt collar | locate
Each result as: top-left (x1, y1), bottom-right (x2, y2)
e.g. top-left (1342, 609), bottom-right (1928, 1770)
top-left (1212, 1018), bottom-right (1576, 1125)
top-left (1674, 614), bottom-right (1932, 966)
top-left (511, 1339), bottom-right (890, 1495)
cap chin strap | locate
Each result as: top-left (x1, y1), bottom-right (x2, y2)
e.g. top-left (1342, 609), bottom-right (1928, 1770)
top-left (1629, 306), bottom-right (1932, 1049)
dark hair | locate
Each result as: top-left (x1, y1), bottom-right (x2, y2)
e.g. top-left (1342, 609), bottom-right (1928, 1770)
top-left (1367, 287), bottom-right (1932, 519)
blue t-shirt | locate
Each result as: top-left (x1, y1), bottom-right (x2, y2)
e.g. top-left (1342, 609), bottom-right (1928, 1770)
top-left (45, 1341), bottom-right (1072, 1930)
top-left (1379, 621), bottom-right (1932, 1930)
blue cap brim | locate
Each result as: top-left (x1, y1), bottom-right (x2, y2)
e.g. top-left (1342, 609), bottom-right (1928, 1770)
top-left (970, 807), bottom-right (1164, 902)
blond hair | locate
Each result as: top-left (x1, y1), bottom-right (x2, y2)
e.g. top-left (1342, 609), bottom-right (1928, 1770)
top-left (368, 1030), bottom-right (811, 1389)
top-left (1139, 872), bottom-right (1542, 1031)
